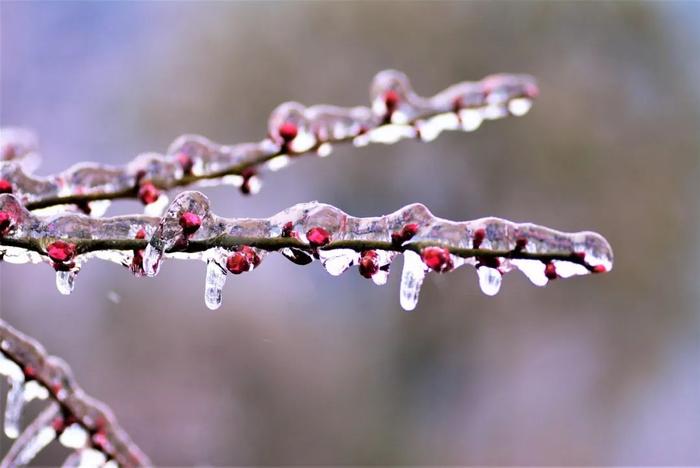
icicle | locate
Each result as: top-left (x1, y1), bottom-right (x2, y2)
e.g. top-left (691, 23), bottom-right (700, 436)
top-left (14, 426), bottom-right (57, 465)
top-left (58, 423), bottom-right (89, 449)
top-left (399, 251), bottom-right (427, 311)
top-left (4, 377), bottom-right (26, 438)
top-left (204, 259), bottom-right (227, 310)
top-left (477, 267), bottom-right (502, 296)
top-left (55, 270), bottom-right (76, 295)
top-left (318, 249), bottom-right (358, 276)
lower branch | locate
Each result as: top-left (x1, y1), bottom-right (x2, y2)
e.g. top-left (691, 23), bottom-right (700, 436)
top-left (0, 319), bottom-right (151, 467)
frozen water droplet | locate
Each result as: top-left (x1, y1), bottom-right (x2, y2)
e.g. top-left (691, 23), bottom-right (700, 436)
top-left (371, 269), bottom-right (389, 286)
top-left (317, 142), bottom-right (333, 158)
top-left (508, 97), bottom-right (532, 116)
top-left (477, 267), bottom-right (502, 296)
top-left (511, 259), bottom-right (548, 286)
top-left (204, 259), bottom-right (227, 310)
top-left (458, 109), bottom-right (483, 131)
top-left (318, 249), bottom-right (358, 276)
top-left (4, 378), bottom-right (25, 438)
top-left (59, 423), bottom-right (89, 449)
top-left (400, 251), bottom-right (427, 311)
top-left (15, 425), bottom-right (56, 465)
top-left (266, 155), bottom-right (291, 172)
top-left (417, 113), bottom-right (459, 142)
top-left (23, 380), bottom-right (49, 402)
top-left (552, 260), bottom-right (589, 278)
top-left (55, 270), bottom-right (76, 295)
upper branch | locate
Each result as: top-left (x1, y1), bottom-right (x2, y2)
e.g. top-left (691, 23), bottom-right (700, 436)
top-left (0, 70), bottom-right (538, 212)
top-left (0, 319), bottom-right (151, 467)
top-left (0, 190), bottom-right (612, 311)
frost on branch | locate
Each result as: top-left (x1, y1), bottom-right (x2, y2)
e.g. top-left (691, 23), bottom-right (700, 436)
top-left (0, 191), bottom-right (612, 311)
top-left (0, 319), bottom-right (150, 467)
top-left (0, 70), bottom-right (537, 211)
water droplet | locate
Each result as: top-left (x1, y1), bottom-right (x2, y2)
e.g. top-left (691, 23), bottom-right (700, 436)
top-left (58, 423), bottom-right (89, 449)
top-left (4, 377), bottom-right (25, 438)
top-left (106, 290), bottom-right (121, 304)
top-left (477, 267), bottom-right (502, 296)
top-left (55, 270), bottom-right (76, 295)
top-left (400, 251), bottom-right (427, 311)
top-left (204, 259), bottom-right (227, 310)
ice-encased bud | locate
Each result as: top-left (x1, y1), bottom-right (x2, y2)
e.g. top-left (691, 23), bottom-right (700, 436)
top-left (144, 191), bottom-right (212, 277)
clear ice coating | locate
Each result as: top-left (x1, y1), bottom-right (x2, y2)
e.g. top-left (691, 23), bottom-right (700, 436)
top-left (1, 191), bottom-right (613, 311)
top-left (1, 70), bottom-right (537, 210)
top-left (58, 423), bottom-right (89, 449)
top-left (4, 376), bottom-right (25, 438)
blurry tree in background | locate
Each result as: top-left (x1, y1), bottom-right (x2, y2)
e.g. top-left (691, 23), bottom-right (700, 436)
top-left (1, 1), bottom-right (699, 466)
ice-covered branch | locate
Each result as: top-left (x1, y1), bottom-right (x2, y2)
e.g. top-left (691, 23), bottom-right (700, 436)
top-left (0, 319), bottom-right (151, 467)
top-left (0, 70), bottom-right (538, 212)
top-left (0, 191), bottom-right (612, 311)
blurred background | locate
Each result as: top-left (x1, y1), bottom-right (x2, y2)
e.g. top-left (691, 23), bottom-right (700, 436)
top-left (1, 1), bottom-right (699, 465)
